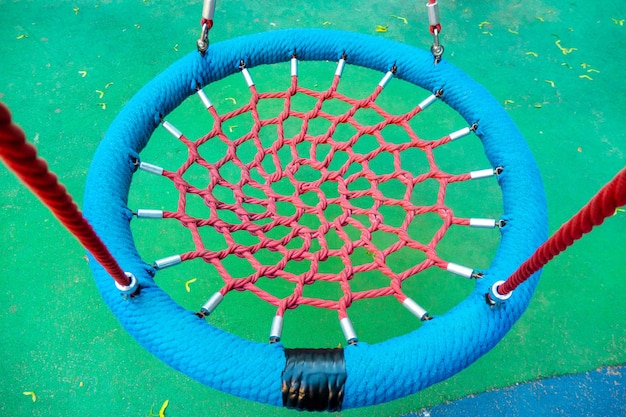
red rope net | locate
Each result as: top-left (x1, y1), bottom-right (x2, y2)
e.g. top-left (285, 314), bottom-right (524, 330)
top-left (139, 60), bottom-right (499, 339)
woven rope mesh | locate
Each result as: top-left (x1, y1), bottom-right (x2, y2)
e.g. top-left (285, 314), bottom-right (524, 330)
top-left (130, 59), bottom-right (502, 345)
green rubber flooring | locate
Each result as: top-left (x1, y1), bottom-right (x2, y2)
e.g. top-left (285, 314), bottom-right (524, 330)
top-left (1, 1), bottom-right (624, 416)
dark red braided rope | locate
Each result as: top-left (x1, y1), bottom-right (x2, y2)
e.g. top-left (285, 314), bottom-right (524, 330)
top-left (498, 166), bottom-right (626, 295)
top-left (0, 103), bottom-right (130, 287)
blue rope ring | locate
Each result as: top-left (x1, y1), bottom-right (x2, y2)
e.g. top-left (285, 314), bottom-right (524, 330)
top-left (83, 29), bottom-right (547, 410)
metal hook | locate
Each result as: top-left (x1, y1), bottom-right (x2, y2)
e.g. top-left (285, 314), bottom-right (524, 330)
top-left (431, 28), bottom-right (444, 64)
top-left (197, 23), bottom-right (209, 55)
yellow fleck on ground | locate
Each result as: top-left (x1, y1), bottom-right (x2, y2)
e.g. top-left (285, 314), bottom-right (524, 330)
top-left (555, 39), bottom-right (577, 55)
top-left (159, 400), bottom-right (169, 417)
top-left (23, 391), bottom-right (37, 402)
top-left (185, 278), bottom-right (197, 292)
top-left (390, 15), bottom-right (408, 24)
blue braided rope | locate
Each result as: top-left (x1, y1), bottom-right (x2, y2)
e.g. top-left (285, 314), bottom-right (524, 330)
top-left (83, 29), bottom-right (547, 408)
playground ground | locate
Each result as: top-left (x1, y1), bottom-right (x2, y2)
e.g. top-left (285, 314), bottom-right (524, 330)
top-left (1, 1), bottom-right (624, 416)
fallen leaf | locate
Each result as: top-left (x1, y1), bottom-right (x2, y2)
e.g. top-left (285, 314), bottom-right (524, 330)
top-left (23, 392), bottom-right (36, 402)
top-left (159, 400), bottom-right (169, 417)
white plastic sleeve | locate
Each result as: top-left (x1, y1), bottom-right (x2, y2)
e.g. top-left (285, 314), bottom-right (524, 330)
top-left (162, 121), bottom-right (183, 139)
top-left (335, 58), bottom-right (346, 77)
top-left (469, 218), bottom-right (497, 228)
top-left (449, 126), bottom-right (472, 141)
top-left (136, 209), bottom-right (164, 219)
top-left (470, 168), bottom-right (496, 179)
top-left (242, 68), bottom-right (254, 87)
top-left (269, 315), bottom-right (284, 341)
top-left (340, 317), bottom-right (358, 344)
top-left (197, 88), bottom-right (213, 109)
top-left (427, 1), bottom-right (440, 27)
top-left (290, 57), bottom-right (298, 77)
top-left (378, 70), bottom-right (394, 88)
top-left (446, 262), bottom-right (474, 279)
top-left (201, 292), bottom-right (224, 314)
top-left (418, 94), bottom-right (438, 110)
top-left (201, 0), bottom-right (216, 21)
top-left (154, 254), bottom-right (182, 269)
top-left (138, 161), bottom-right (164, 175)
top-left (402, 297), bottom-right (428, 320)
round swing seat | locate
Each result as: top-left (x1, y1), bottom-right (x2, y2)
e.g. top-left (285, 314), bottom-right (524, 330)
top-left (83, 29), bottom-right (547, 410)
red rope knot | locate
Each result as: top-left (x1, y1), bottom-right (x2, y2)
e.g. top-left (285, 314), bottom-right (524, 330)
top-left (369, 212), bottom-right (384, 229)
top-left (266, 170), bottom-right (284, 184)
top-left (301, 268), bottom-right (318, 287)
top-left (340, 240), bottom-right (354, 258)
top-left (316, 246), bottom-right (330, 263)
top-left (279, 293), bottom-right (300, 315)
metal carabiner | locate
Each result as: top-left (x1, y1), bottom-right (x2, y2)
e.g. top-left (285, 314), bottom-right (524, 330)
top-left (197, 22), bottom-right (209, 55)
top-left (426, 0), bottom-right (444, 63)
top-left (196, 0), bottom-right (216, 55)
top-left (431, 28), bottom-right (444, 63)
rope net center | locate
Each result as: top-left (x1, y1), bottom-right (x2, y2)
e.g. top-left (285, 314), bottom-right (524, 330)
top-left (136, 58), bottom-right (502, 343)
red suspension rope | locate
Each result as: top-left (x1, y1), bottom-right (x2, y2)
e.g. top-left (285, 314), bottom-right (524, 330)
top-left (495, 166), bottom-right (626, 298)
top-left (0, 102), bottom-right (131, 288)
